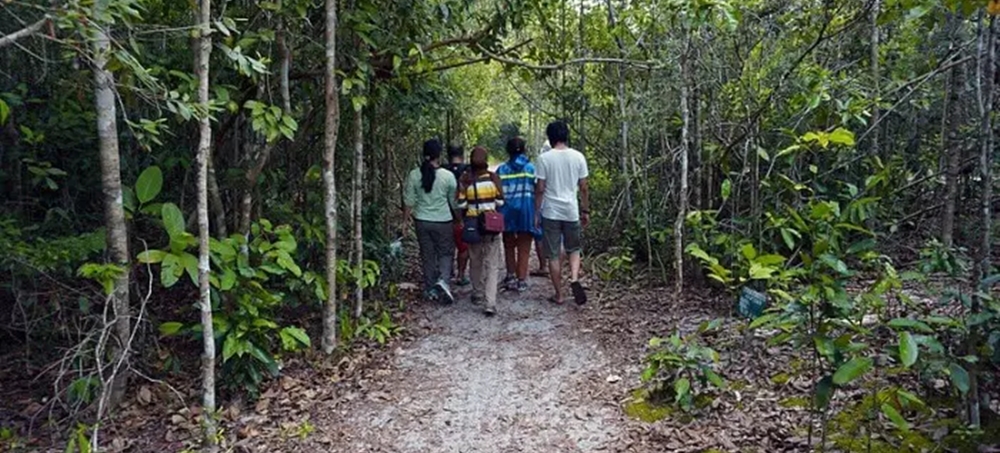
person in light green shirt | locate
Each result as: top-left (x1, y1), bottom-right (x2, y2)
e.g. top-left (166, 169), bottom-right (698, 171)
top-left (403, 139), bottom-right (458, 303)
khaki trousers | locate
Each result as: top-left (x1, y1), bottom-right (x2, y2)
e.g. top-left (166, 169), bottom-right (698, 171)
top-left (469, 234), bottom-right (502, 310)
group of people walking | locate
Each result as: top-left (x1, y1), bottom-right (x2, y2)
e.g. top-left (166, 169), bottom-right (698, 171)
top-left (403, 121), bottom-right (590, 316)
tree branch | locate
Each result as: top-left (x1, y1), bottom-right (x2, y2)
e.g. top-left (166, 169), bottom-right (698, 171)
top-left (475, 44), bottom-right (664, 70)
top-left (0, 18), bottom-right (48, 50)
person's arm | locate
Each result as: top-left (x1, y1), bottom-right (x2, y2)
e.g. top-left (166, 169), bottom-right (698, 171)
top-left (534, 158), bottom-right (546, 228)
top-left (446, 172), bottom-right (461, 222)
top-left (491, 172), bottom-right (504, 206)
top-left (402, 170), bottom-right (416, 223)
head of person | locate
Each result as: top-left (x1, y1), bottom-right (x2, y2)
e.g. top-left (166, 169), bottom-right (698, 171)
top-left (506, 137), bottom-right (527, 161)
top-left (421, 138), bottom-right (443, 193)
top-left (545, 121), bottom-right (569, 147)
top-left (470, 146), bottom-right (489, 173)
top-left (447, 145), bottom-right (465, 164)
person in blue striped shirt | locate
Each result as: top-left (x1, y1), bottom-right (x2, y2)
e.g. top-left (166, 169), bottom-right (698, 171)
top-left (497, 137), bottom-right (539, 292)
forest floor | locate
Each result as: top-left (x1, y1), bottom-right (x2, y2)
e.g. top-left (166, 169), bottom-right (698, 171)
top-left (8, 254), bottom-right (997, 452)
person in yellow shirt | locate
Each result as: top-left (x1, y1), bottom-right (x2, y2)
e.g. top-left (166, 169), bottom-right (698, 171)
top-left (457, 146), bottom-right (505, 315)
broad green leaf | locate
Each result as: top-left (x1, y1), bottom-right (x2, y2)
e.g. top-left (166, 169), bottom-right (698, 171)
top-left (749, 263), bottom-right (776, 280)
top-left (741, 243), bottom-right (758, 260)
top-left (721, 178), bottom-right (732, 201)
top-left (137, 249), bottom-right (167, 264)
top-left (0, 98), bottom-right (9, 125)
top-left (158, 321), bottom-right (184, 336)
top-left (833, 357), bottom-right (873, 385)
top-left (881, 403), bottom-right (910, 432)
top-left (829, 128), bottom-right (856, 146)
top-left (674, 377), bottom-right (691, 402)
top-left (135, 166), bottom-right (163, 203)
top-left (704, 369), bottom-right (725, 389)
top-left (814, 375), bottom-right (834, 410)
top-left (948, 363), bottom-right (970, 394)
top-left (280, 326), bottom-right (311, 350)
top-left (180, 252), bottom-right (198, 286)
top-left (222, 334), bottom-right (238, 361)
top-left (161, 202), bottom-right (185, 239)
top-left (755, 254), bottom-right (786, 266)
top-left (161, 253), bottom-right (181, 288)
top-left (899, 331), bottom-right (918, 368)
top-left (819, 254), bottom-right (850, 275)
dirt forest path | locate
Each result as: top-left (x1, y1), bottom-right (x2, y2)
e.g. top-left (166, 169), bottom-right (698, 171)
top-left (316, 276), bottom-right (631, 452)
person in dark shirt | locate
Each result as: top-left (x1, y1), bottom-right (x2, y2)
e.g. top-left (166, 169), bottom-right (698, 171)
top-left (445, 145), bottom-right (470, 286)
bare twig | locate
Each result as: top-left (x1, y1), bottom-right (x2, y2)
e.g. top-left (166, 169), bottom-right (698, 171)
top-left (0, 18), bottom-right (47, 49)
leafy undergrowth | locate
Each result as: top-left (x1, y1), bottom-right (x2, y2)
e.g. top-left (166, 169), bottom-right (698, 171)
top-left (585, 274), bottom-right (1000, 453)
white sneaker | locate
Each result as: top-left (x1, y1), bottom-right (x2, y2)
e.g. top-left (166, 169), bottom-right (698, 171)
top-left (435, 280), bottom-right (454, 305)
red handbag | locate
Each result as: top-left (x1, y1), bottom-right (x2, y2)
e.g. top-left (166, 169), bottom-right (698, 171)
top-left (472, 173), bottom-right (505, 235)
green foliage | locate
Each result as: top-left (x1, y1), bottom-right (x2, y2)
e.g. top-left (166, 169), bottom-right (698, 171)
top-left (641, 319), bottom-right (727, 411)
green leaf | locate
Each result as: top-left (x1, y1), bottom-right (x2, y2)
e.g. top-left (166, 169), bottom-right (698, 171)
top-left (0, 98), bottom-right (9, 125)
top-left (135, 166), bottom-right (163, 203)
top-left (741, 243), bottom-right (758, 260)
top-left (280, 326), bottom-right (311, 350)
top-left (819, 254), bottom-right (850, 275)
top-left (881, 403), bottom-right (910, 432)
top-left (704, 369), bottom-right (725, 389)
top-left (948, 363), bottom-right (970, 394)
top-left (829, 127), bottom-right (856, 147)
top-left (222, 334), bottom-right (238, 361)
top-left (137, 249), bottom-right (167, 264)
top-left (899, 331), bottom-right (918, 368)
top-left (780, 228), bottom-right (798, 250)
top-left (721, 178), bottom-right (732, 201)
top-left (180, 252), bottom-right (199, 286)
top-left (161, 253), bottom-right (181, 288)
top-left (160, 202), bottom-right (185, 239)
top-left (814, 375), bottom-right (834, 410)
top-left (832, 357), bottom-right (873, 386)
top-left (159, 321), bottom-right (184, 336)
top-left (674, 377), bottom-right (691, 403)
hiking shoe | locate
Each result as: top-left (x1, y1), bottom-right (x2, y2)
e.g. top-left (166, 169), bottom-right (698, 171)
top-left (435, 280), bottom-right (455, 305)
top-left (570, 281), bottom-right (587, 305)
top-left (501, 275), bottom-right (516, 291)
top-left (424, 287), bottom-right (440, 302)
top-left (483, 306), bottom-right (496, 316)
top-left (516, 280), bottom-right (528, 293)
top-left (455, 276), bottom-right (471, 287)
top-left (471, 295), bottom-right (483, 306)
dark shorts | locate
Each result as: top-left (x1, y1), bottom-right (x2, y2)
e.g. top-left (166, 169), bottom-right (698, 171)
top-left (453, 222), bottom-right (468, 254)
top-left (541, 218), bottom-right (581, 260)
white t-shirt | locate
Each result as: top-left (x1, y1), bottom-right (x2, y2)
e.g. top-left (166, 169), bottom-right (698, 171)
top-left (536, 146), bottom-right (588, 222)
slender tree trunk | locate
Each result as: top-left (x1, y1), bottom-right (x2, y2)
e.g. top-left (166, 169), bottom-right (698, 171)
top-left (870, 0), bottom-right (881, 156)
top-left (969, 15), bottom-right (995, 428)
top-left (675, 32), bottom-right (691, 296)
top-left (322, 0), bottom-right (341, 354)
top-left (194, 0), bottom-right (217, 445)
top-left (352, 102), bottom-right (365, 319)
top-left (942, 16), bottom-right (964, 248)
top-left (606, 0), bottom-right (632, 219)
top-left (91, 4), bottom-right (130, 411)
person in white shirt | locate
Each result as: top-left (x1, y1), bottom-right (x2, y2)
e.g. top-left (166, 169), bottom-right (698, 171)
top-left (534, 121), bottom-right (589, 305)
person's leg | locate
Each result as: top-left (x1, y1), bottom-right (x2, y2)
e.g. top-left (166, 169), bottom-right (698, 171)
top-left (542, 218), bottom-right (563, 302)
top-left (502, 232), bottom-right (517, 288)
top-left (453, 222), bottom-right (469, 284)
top-left (415, 221), bottom-right (437, 292)
top-left (432, 221), bottom-right (455, 303)
top-left (482, 234), bottom-right (502, 314)
top-left (515, 233), bottom-right (532, 281)
top-left (468, 242), bottom-right (485, 304)
top-left (533, 237), bottom-right (548, 275)
top-left (562, 220), bottom-right (586, 304)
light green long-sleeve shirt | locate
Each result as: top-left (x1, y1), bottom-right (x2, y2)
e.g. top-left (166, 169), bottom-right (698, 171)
top-left (404, 167), bottom-right (457, 222)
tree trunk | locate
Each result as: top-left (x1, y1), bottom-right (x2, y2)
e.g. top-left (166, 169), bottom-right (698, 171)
top-left (91, 4), bottom-right (130, 412)
top-left (322, 0), bottom-right (341, 354)
top-left (606, 0), bottom-right (632, 220)
top-left (194, 0), bottom-right (217, 445)
top-left (969, 15), bottom-right (995, 428)
top-left (674, 32), bottom-right (691, 296)
top-left (942, 16), bottom-right (964, 249)
top-left (870, 0), bottom-right (881, 156)
top-left (352, 102), bottom-right (365, 319)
